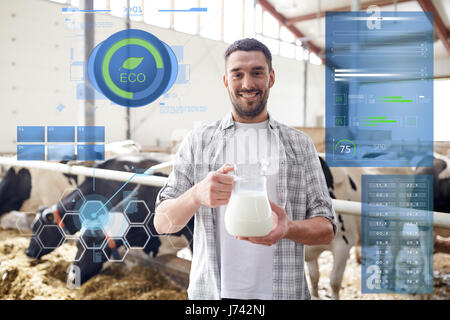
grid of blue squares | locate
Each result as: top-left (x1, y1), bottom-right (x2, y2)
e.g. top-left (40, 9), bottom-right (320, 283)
top-left (17, 126), bottom-right (105, 161)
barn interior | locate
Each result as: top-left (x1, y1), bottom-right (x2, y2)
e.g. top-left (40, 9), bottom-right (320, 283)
top-left (0, 0), bottom-right (449, 301)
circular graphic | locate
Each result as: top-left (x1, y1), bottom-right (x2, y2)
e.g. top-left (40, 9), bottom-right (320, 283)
top-left (79, 200), bottom-right (109, 230)
top-left (334, 139), bottom-right (357, 159)
top-left (88, 29), bottom-right (178, 107)
top-left (74, 194), bottom-right (112, 231)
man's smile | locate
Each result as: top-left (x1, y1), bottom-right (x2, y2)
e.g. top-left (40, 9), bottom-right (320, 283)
top-left (238, 90), bottom-right (260, 102)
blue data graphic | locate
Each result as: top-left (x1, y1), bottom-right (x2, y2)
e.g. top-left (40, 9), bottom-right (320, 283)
top-left (158, 7), bottom-right (207, 12)
top-left (87, 30), bottom-right (178, 107)
top-left (17, 126), bottom-right (105, 161)
top-left (62, 8), bottom-right (111, 13)
top-left (77, 144), bottom-right (105, 161)
top-left (17, 145), bottom-right (45, 160)
top-left (47, 144), bottom-right (76, 161)
top-left (325, 12), bottom-right (433, 167)
top-left (77, 126), bottom-right (105, 143)
top-left (171, 45), bottom-right (190, 84)
top-left (17, 126), bottom-right (45, 143)
top-left (123, 190), bottom-right (138, 214)
top-left (361, 175), bottom-right (433, 294)
top-left (47, 126), bottom-right (75, 143)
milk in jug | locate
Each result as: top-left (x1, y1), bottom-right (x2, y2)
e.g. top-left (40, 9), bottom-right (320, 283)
top-left (224, 164), bottom-right (273, 237)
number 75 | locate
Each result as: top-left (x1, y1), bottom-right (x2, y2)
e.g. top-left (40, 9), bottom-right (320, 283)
top-left (340, 145), bottom-right (351, 153)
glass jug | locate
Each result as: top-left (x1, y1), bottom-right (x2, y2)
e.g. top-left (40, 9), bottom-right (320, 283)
top-left (224, 163), bottom-right (273, 237)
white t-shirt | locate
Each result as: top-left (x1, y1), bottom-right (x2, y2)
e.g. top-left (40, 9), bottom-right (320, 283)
top-left (216, 120), bottom-right (279, 300)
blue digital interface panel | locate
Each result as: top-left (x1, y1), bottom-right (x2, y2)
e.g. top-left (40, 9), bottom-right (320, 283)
top-left (77, 144), bottom-right (105, 161)
top-left (16, 126), bottom-right (105, 161)
top-left (17, 126), bottom-right (45, 143)
top-left (47, 126), bottom-right (75, 142)
top-left (47, 144), bottom-right (76, 161)
top-left (361, 175), bottom-right (433, 294)
top-left (17, 145), bottom-right (45, 160)
top-left (325, 12), bottom-right (433, 167)
top-left (77, 126), bottom-right (105, 143)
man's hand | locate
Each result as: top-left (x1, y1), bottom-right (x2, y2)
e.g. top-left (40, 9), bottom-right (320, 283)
top-left (194, 163), bottom-right (235, 208)
top-left (237, 201), bottom-right (290, 246)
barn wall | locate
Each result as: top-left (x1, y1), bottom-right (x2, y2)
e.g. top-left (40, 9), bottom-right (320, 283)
top-left (0, 0), bottom-right (128, 153)
top-left (0, 0), bottom-right (326, 153)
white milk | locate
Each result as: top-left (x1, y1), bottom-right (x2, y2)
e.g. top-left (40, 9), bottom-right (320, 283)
top-left (224, 191), bottom-right (273, 237)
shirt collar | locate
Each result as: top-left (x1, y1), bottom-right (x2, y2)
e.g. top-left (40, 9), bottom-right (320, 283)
top-left (220, 111), bottom-right (277, 131)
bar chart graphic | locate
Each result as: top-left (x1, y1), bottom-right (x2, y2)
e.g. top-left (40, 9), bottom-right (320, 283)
top-left (325, 12), bottom-right (434, 167)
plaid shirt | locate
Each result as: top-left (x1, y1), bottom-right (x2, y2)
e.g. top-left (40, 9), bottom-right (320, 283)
top-left (156, 112), bottom-right (337, 300)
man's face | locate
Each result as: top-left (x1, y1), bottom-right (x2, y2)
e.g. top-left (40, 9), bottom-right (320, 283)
top-left (223, 51), bottom-right (275, 120)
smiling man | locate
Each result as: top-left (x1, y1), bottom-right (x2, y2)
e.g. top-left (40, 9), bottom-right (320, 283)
top-left (154, 38), bottom-right (336, 300)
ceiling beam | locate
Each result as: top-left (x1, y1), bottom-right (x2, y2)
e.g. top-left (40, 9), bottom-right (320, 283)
top-left (286, 0), bottom-right (413, 25)
top-left (258, 0), bottom-right (324, 61)
top-left (416, 0), bottom-right (450, 55)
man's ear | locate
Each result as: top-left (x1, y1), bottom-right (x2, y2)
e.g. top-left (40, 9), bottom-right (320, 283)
top-left (269, 69), bottom-right (275, 88)
top-left (223, 74), bottom-right (228, 88)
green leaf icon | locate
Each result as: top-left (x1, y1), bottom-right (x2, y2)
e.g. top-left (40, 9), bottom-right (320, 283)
top-left (119, 57), bottom-right (144, 70)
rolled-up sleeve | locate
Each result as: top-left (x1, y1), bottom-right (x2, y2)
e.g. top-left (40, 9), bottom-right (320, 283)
top-left (155, 131), bottom-right (195, 209)
top-left (303, 136), bottom-right (337, 235)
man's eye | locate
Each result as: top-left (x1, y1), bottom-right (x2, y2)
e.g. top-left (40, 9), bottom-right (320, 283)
top-left (233, 74), bottom-right (242, 78)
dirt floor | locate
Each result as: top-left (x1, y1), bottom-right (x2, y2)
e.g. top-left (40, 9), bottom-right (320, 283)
top-left (0, 228), bottom-right (187, 300)
top-left (0, 227), bottom-right (448, 300)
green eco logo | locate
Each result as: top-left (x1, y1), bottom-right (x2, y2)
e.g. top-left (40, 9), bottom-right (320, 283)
top-left (88, 29), bottom-right (178, 107)
top-left (119, 57), bottom-right (144, 70)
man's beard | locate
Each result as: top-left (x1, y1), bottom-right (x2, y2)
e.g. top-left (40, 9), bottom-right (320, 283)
top-left (229, 89), bottom-right (269, 120)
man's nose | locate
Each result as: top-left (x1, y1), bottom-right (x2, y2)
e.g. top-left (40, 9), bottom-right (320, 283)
top-left (241, 74), bottom-right (256, 90)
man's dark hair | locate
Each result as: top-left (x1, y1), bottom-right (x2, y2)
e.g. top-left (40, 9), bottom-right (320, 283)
top-left (224, 38), bottom-right (272, 71)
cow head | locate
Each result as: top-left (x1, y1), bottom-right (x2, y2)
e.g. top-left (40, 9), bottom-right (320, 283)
top-left (67, 239), bottom-right (106, 287)
top-left (26, 205), bottom-right (65, 259)
top-left (64, 199), bottom-right (166, 287)
top-left (62, 168), bottom-right (193, 286)
top-left (67, 235), bottom-right (161, 287)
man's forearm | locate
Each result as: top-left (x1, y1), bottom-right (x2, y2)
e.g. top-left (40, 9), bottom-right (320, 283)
top-left (154, 185), bottom-right (200, 234)
top-left (155, 164), bottom-right (234, 234)
top-left (285, 216), bottom-right (335, 245)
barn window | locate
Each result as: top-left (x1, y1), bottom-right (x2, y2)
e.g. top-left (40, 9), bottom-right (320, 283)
top-left (280, 26), bottom-right (295, 59)
top-left (199, 0), bottom-right (222, 40)
top-left (224, 0), bottom-right (244, 43)
top-left (173, 0), bottom-right (198, 35)
top-left (144, 0), bottom-right (171, 29)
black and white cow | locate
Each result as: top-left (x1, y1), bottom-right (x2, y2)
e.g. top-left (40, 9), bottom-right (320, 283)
top-left (415, 153), bottom-right (450, 216)
top-left (25, 154), bottom-right (161, 259)
top-left (0, 140), bottom-right (150, 218)
top-left (415, 153), bottom-right (450, 250)
top-left (306, 158), bottom-right (363, 300)
top-left (66, 183), bottom-right (194, 286)
top-left (308, 153), bottom-right (450, 299)
top-left (0, 165), bottom-right (76, 217)
top-left (25, 154), bottom-right (194, 286)
top-left (0, 167), bottom-right (32, 215)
